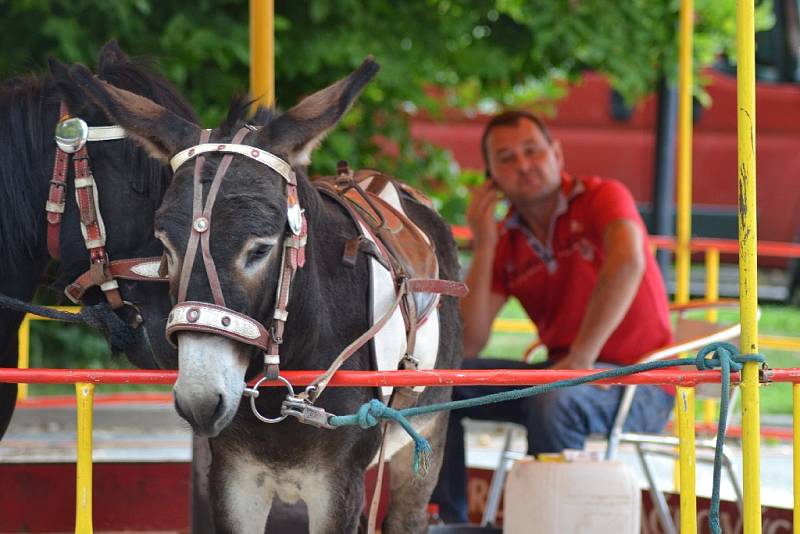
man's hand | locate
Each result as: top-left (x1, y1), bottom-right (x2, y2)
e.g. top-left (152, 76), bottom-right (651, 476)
top-left (549, 351), bottom-right (611, 389)
top-left (549, 351), bottom-right (596, 370)
top-left (467, 181), bottom-right (500, 250)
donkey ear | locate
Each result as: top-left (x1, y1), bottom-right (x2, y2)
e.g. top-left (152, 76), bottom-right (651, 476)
top-left (96, 40), bottom-right (129, 71)
top-left (265, 57), bottom-right (379, 167)
top-left (48, 57), bottom-right (88, 115)
top-left (67, 63), bottom-right (200, 163)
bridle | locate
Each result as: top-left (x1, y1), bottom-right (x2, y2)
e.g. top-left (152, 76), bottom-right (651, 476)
top-left (164, 127), bottom-right (307, 385)
top-left (46, 101), bottom-right (168, 313)
top-left (163, 128), bottom-right (467, 429)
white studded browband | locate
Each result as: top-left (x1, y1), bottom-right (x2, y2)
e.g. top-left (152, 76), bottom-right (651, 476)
top-left (170, 142), bottom-right (296, 185)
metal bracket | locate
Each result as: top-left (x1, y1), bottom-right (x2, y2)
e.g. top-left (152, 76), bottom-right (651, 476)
top-left (281, 396), bottom-right (335, 429)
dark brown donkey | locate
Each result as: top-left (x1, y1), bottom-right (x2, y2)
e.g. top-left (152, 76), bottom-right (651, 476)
top-left (67, 59), bottom-right (464, 533)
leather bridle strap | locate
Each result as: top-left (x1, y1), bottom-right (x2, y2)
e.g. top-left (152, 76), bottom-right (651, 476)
top-left (46, 101), bottom-right (130, 309)
top-left (177, 129), bottom-right (212, 303)
top-left (65, 258), bottom-right (169, 303)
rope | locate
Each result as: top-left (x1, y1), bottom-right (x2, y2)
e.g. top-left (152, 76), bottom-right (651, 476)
top-left (0, 293), bottom-right (136, 352)
top-left (329, 343), bottom-right (765, 534)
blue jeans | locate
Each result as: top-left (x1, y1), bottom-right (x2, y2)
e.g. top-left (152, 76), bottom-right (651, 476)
top-left (430, 358), bottom-right (675, 524)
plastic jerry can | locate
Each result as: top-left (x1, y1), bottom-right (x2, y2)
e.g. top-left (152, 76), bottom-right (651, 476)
top-left (503, 457), bottom-right (640, 533)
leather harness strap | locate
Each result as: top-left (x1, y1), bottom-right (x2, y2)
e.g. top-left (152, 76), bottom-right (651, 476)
top-left (65, 257), bottom-right (168, 302)
top-left (45, 101), bottom-right (164, 310)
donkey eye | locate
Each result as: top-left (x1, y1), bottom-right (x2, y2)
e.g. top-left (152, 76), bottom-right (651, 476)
top-left (246, 244), bottom-right (272, 266)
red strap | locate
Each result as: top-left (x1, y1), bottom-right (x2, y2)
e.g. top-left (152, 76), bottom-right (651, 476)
top-left (46, 148), bottom-right (69, 259)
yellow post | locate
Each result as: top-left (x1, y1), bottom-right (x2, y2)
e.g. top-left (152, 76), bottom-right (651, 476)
top-left (673, 0), bottom-right (695, 493)
top-left (75, 382), bottom-right (94, 534)
top-left (677, 386), bottom-right (697, 533)
top-left (703, 248), bottom-right (720, 425)
top-left (675, 0), bottom-right (694, 306)
top-left (794, 384), bottom-right (800, 533)
top-left (736, 1), bottom-right (762, 533)
top-left (16, 315), bottom-right (31, 400)
top-left (250, 0), bottom-right (275, 108)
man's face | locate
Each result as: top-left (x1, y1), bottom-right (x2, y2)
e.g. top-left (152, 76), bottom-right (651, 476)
top-left (486, 118), bottom-right (564, 207)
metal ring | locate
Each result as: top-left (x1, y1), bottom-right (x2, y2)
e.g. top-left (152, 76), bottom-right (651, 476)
top-left (247, 375), bottom-right (295, 424)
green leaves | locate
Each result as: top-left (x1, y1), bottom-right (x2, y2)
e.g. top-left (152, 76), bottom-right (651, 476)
top-left (1, 0), bottom-right (774, 222)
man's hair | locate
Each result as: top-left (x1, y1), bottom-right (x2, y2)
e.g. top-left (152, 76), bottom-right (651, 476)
top-left (480, 110), bottom-right (553, 168)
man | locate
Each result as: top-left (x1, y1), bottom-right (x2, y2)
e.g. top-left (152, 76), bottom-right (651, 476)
top-left (432, 110), bottom-right (675, 523)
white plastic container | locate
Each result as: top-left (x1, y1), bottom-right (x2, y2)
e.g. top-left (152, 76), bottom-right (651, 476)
top-left (503, 457), bottom-right (641, 534)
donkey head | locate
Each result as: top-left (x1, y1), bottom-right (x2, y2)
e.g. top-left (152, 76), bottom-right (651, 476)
top-left (48, 42), bottom-right (198, 371)
top-left (67, 59), bottom-right (379, 436)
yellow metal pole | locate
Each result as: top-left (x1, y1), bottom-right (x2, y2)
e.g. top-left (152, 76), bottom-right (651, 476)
top-left (16, 307), bottom-right (82, 401)
top-left (673, 0), bottom-right (695, 493)
top-left (703, 248), bottom-right (720, 425)
top-left (736, 1), bottom-right (762, 532)
top-left (794, 384), bottom-right (800, 533)
top-left (250, 0), bottom-right (275, 108)
top-left (16, 315), bottom-right (31, 400)
top-left (75, 382), bottom-right (94, 534)
top-left (675, 0), bottom-right (694, 306)
top-left (677, 386), bottom-right (697, 533)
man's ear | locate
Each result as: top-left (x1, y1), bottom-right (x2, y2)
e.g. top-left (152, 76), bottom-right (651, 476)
top-left (67, 63), bottom-right (200, 163)
top-left (262, 57), bottom-right (379, 167)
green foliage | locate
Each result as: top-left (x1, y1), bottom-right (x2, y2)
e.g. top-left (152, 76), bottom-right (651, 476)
top-left (0, 0), bottom-right (773, 223)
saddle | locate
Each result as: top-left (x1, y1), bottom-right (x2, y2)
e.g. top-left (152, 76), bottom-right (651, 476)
top-left (315, 164), bottom-right (463, 405)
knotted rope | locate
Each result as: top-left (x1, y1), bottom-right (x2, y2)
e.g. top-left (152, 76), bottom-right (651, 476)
top-left (0, 293), bottom-right (136, 352)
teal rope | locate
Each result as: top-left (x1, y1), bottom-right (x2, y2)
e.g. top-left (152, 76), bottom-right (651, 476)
top-left (694, 342), bottom-right (764, 533)
top-left (329, 342), bottom-right (765, 534)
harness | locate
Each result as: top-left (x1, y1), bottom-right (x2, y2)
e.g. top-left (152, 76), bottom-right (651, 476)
top-left (46, 102), bottom-right (168, 311)
top-left (164, 129), bottom-right (467, 427)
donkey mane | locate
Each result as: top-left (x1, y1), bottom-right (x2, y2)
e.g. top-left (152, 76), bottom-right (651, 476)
top-left (0, 55), bottom-right (197, 274)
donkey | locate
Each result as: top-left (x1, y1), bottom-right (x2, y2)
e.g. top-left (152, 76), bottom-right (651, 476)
top-left (67, 58), bottom-right (464, 533)
top-left (0, 41), bottom-right (197, 439)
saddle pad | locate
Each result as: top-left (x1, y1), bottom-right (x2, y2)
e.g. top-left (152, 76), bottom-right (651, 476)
top-left (354, 175), bottom-right (441, 399)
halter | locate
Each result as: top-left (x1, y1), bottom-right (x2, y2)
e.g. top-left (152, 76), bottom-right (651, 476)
top-left (46, 102), bottom-right (168, 310)
top-left (164, 127), bottom-right (307, 381)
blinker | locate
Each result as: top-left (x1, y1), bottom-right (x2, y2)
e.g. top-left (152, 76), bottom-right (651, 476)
top-left (55, 117), bottom-right (89, 153)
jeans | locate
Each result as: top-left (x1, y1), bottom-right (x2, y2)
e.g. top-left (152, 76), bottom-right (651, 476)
top-left (430, 358), bottom-right (675, 524)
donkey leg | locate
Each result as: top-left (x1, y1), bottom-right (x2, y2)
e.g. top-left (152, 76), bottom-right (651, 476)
top-left (382, 411), bottom-right (449, 534)
top-left (209, 450), bottom-right (274, 534)
top-left (306, 466), bottom-right (364, 534)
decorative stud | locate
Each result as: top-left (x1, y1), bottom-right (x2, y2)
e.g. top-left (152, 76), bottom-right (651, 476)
top-left (193, 217), bottom-right (209, 233)
top-left (221, 316), bottom-right (231, 327)
top-left (187, 308), bottom-right (200, 323)
top-left (251, 149), bottom-right (260, 158)
top-left (217, 144), bottom-right (226, 150)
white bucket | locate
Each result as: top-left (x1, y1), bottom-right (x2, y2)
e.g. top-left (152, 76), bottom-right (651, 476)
top-left (503, 457), bottom-right (641, 534)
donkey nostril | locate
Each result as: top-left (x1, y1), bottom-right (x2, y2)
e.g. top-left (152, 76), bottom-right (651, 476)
top-left (173, 396), bottom-right (187, 420)
top-left (212, 394), bottom-right (225, 421)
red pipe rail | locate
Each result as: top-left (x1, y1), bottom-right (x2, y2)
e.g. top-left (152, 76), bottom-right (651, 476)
top-left (0, 367), bottom-right (780, 387)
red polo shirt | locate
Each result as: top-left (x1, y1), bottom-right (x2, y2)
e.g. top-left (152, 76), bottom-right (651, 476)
top-left (491, 174), bottom-right (673, 366)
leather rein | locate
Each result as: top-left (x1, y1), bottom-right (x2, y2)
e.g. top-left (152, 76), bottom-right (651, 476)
top-left (164, 128), bottom-right (467, 427)
top-left (46, 102), bottom-right (168, 311)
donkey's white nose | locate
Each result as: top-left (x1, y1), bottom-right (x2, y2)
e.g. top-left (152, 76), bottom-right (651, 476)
top-left (173, 333), bottom-right (248, 436)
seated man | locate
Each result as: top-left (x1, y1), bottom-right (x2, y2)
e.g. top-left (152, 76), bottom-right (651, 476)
top-left (432, 110), bottom-right (676, 523)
